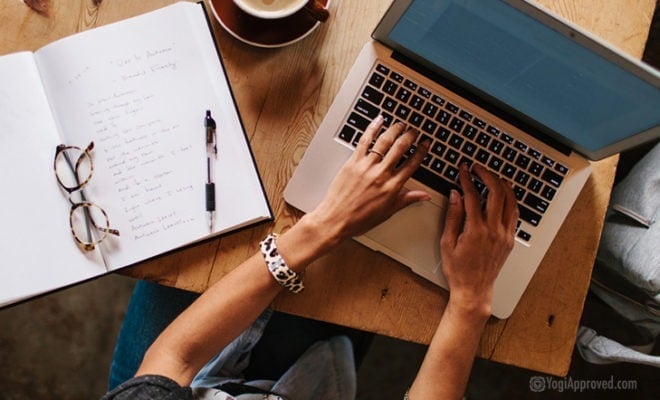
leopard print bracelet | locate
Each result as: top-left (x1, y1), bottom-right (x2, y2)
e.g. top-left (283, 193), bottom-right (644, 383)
top-left (259, 233), bottom-right (304, 293)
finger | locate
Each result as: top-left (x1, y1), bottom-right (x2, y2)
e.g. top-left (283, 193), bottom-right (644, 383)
top-left (381, 127), bottom-right (418, 169)
top-left (355, 115), bottom-right (384, 159)
top-left (502, 181), bottom-right (519, 234)
top-left (440, 189), bottom-right (464, 251)
top-left (371, 121), bottom-right (405, 158)
top-left (393, 188), bottom-right (432, 212)
top-left (457, 163), bottom-right (482, 223)
top-left (471, 164), bottom-right (505, 227)
top-left (396, 136), bottom-right (431, 182)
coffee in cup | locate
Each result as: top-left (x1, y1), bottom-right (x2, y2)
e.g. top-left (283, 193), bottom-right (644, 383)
top-left (234, 0), bottom-right (329, 22)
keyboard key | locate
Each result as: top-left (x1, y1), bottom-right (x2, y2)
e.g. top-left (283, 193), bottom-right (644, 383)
top-left (514, 140), bottom-right (528, 152)
top-left (355, 99), bottom-right (380, 119)
top-left (376, 63), bottom-right (389, 73)
top-left (462, 124), bottom-right (478, 140)
top-left (461, 141), bottom-right (477, 157)
top-left (503, 147), bottom-right (518, 162)
top-left (382, 97), bottom-right (397, 112)
top-left (487, 125), bottom-right (501, 136)
top-left (351, 132), bottom-right (362, 147)
top-left (488, 156), bottom-right (504, 171)
top-left (422, 119), bottom-right (437, 135)
top-left (515, 154), bottom-right (531, 169)
top-left (430, 159), bottom-right (446, 174)
top-left (410, 95), bottom-right (424, 110)
top-left (422, 153), bottom-right (432, 166)
top-left (383, 80), bottom-right (398, 95)
top-left (413, 167), bottom-right (459, 197)
top-left (517, 230), bottom-right (531, 241)
top-left (362, 85), bottom-right (384, 105)
top-left (381, 112), bottom-right (394, 127)
top-left (446, 149), bottom-right (460, 164)
top-left (518, 205), bottom-right (542, 226)
top-left (500, 132), bottom-right (514, 144)
top-left (444, 165), bottom-right (460, 182)
top-left (436, 110), bottom-right (451, 125)
top-left (528, 148), bottom-right (542, 159)
top-left (476, 148), bottom-right (490, 164)
top-left (515, 170), bottom-right (530, 186)
top-left (529, 161), bottom-right (544, 176)
top-left (404, 79), bottom-right (418, 91)
top-left (528, 178), bottom-right (543, 193)
top-left (431, 142), bottom-right (447, 157)
top-left (436, 127), bottom-right (451, 141)
top-left (395, 104), bottom-right (411, 119)
top-left (524, 193), bottom-right (549, 213)
top-left (541, 185), bottom-right (557, 201)
top-left (338, 125), bottom-right (356, 143)
top-left (418, 87), bottom-right (432, 98)
top-left (432, 95), bottom-right (445, 106)
top-left (390, 71), bottom-right (404, 83)
top-left (459, 110), bottom-right (473, 121)
top-left (502, 163), bottom-right (517, 179)
top-left (422, 102), bottom-right (438, 118)
top-left (474, 118), bottom-right (487, 129)
top-left (513, 185), bottom-right (525, 201)
top-left (449, 134), bottom-right (464, 149)
top-left (347, 112), bottom-right (370, 131)
top-left (368, 72), bottom-right (385, 89)
top-left (445, 102), bottom-right (459, 114)
top-left (476, 132), bottom-right (490, 147)
top-left (449, 117), bottom-right (465, 132)
top-left (409, 111), bottom-right (424, 127)
top-left (542, 169), bottom-right (564, 187)
top-left (541, 156), bottom-right (555, 168)
top-left (395, 87), bottom-right (412, 102)
top-left (488, 139), bottom-right (504, 154)
top-left (555, 163), bottom-right (569, 175)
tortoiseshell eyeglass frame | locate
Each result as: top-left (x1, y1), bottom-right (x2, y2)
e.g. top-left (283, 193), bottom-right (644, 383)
top-left (54, 141), bottom-right (120, 251)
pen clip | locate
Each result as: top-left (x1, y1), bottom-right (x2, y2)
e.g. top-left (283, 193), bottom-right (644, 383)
top-left (205, 110), bottom-right (217, 157)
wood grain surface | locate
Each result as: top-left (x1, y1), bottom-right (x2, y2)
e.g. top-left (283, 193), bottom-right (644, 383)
top-left (1, 0), bottom-right (654, 376)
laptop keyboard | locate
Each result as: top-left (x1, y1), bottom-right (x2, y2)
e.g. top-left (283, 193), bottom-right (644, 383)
top-left (336, 62), bottom-right (570, 243)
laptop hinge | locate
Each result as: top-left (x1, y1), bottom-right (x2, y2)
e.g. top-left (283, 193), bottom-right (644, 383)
top-left (391, 50), bottom-right (572, 157)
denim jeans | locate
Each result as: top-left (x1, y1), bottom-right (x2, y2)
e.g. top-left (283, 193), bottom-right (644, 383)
top-left (108, 280), bottom-right (371, 399)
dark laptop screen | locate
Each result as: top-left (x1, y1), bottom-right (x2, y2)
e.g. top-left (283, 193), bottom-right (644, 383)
top-left (385, 0), bottom-right (660, 155)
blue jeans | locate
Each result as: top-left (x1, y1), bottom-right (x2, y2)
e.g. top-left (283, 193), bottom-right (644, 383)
top-left (108, 280), bottom-right (372, 399)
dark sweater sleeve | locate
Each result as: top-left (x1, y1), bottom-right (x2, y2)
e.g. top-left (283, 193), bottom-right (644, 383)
top-left (101, 375), bottom-right (194, 400)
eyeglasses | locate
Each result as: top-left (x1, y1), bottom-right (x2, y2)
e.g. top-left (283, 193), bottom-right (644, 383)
top-left (54, 141), bottom-right (119, 251)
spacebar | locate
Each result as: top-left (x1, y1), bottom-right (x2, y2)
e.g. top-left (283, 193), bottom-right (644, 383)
top-left (412, 168), bottom-right (460, 197)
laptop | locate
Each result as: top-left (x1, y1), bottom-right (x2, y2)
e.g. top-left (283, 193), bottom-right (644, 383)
top-left (284, 0), bottom-right (660, 318)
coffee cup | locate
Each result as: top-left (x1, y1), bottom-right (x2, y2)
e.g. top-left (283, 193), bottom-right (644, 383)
top-left (233, 0), bottom-right (329, 22)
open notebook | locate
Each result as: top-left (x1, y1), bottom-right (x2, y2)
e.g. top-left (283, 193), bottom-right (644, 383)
top-left (0, 2), bottom-right (272, 307)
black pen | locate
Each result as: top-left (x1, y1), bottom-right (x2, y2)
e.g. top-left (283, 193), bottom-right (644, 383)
top-left (205, 110), bottom-right (217, 231)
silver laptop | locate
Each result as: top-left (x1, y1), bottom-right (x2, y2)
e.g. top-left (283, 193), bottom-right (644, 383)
top-left (284, 0), bottom-right (660, 318)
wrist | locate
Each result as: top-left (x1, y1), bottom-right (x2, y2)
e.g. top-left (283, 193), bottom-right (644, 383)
top-left (446, 292), bottom-right (492, 324)
top-left (275, 212), bottom-right (343, 272)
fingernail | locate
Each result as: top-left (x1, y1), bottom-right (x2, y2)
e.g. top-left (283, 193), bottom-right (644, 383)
top-left (449, 189), bottom-right (459, 204)
top-left (368, 114), bottom-right (384, 129)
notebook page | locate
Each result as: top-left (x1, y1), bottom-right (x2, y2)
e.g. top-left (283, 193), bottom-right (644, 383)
top-left (34, 3), bottom-right (270, 270)
top-left (0, 52), bottom-right (106, 307)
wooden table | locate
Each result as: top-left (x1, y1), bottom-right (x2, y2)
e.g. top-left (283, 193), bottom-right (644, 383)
top-left (2, 0), bottom-right (654, 377)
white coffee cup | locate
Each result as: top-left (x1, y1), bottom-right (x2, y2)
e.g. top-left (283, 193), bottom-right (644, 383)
top-left (234, 0), bottom-right (329, 22)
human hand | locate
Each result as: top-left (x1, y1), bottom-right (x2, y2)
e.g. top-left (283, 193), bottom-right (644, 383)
top-left (440, 163), bottom-right (518, 317)
top-left (307, 115), bottom-right (431, 244)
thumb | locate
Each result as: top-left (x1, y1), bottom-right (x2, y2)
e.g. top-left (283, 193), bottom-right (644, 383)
top-left (441, 189), bottom-right (464, 249)
top-left (394, 189), bottom-right (431, 211)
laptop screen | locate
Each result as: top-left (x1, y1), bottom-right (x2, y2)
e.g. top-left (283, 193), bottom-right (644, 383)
top-left (377, 0), bottom-right (660, 158)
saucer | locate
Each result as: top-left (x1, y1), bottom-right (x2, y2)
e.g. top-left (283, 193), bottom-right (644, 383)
top-left (209, 0), bottom-right (329, 48)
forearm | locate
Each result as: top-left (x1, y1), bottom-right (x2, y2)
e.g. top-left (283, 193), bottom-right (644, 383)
top-left (408, 301), bottom-right (489, 399)
top-left (136, 213), bottom-right (339, 386)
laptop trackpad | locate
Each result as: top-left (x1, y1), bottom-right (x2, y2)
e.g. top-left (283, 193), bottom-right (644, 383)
top-left (358, 200), bottom-right (445, 280)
